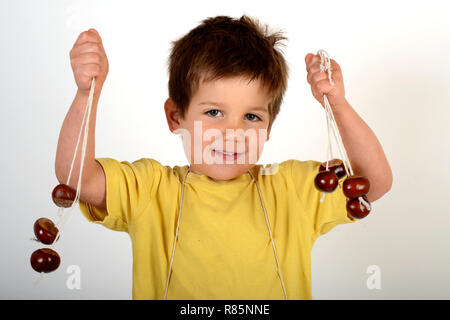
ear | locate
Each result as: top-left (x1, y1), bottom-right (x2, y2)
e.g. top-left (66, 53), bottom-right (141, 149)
top-left (164, 98), bottom-right (181, 133)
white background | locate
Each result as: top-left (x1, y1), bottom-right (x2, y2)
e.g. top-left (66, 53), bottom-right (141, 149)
top-left (1, 0), bottom-right (449, 299)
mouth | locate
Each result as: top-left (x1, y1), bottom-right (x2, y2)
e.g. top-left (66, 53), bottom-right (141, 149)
top-left (212, 149), bottom-right (244, 161)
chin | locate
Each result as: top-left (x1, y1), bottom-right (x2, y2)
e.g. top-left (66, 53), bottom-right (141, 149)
top-left (194, 163), bottom-right (255, 181)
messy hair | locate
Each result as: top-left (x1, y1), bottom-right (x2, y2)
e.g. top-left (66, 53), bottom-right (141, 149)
top-left (167, 15), bottom-right (289, 131)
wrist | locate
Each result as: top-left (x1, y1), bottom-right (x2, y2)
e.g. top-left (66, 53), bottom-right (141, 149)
top-left (76, 83), bottom-right (102, 99)
top-left (331, 99), bottom-right (350, 114)
top-left (76, 89), bottom-right (90, 98)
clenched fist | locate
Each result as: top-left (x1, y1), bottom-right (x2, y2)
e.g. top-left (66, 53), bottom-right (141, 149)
top-left (305, 53), bottom-right (347, 111)
top-left (70, 29), bottom-right (109, 95)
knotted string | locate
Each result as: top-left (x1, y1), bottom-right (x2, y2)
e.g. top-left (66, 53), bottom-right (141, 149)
top-left (316, 50), bottom-right (370, 211)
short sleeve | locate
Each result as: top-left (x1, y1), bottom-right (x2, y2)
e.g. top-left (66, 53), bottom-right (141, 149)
top-left (289, 159), bottom-right (356, 241)
top-left (78, 157), bottom-right (158, 233)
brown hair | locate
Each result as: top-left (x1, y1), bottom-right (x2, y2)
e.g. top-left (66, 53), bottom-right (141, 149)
top-left (167, 15), bottom-right (289, 131)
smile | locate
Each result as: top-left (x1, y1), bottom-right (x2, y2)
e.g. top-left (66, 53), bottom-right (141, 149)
top-left (212, 149), bottom-right (244, 160)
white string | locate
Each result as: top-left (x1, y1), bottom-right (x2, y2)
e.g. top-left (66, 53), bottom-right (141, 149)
top-left (358, 196), bottom-right (372, 211)
top-left (317, 50), bottom-right (354, 178)
top-left (248, 169), bottom-right (288, 300)
top-left (325, 105), bottom-right (332, 171)
top-left (320, 192), bottom-right (326, 203)
top-left (163, 168), bottom-right (288, 300)
top-left (51, 78), bottom-right (96, 246)
top-left (163, 167), bottom-right (190, 300)
top-left (318, 50), bottom-right (334, 86)
top-left (35, 78), bottom-right (95, 284)
top-left (66, 81), bottom-right (91, 186)
top-left (324, 95), bottom-right (354, 177)
top-left (320, 102), bottom-right (334, 203)
top-left (34, 272), bottom-right (44, 285)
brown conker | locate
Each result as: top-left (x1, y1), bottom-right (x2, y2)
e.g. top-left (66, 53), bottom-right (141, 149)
top-left (30, 248), bottom-right (61, 273)
top-left (34, 218), bottom-right (59, 245)
top-left (346, 195), bottom-right (371, 219)
top-left (52, 184), bottom-right (76, 208)
top-left (342, 175), bottom-right (370, 199)
top-left (319, 158), bottom-right (347, 179)
top-left (314, 171), bottom-right (339, 193)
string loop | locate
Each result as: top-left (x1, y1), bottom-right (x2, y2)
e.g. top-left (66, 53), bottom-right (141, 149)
top-left (316, 50), bottom-right (354, 178)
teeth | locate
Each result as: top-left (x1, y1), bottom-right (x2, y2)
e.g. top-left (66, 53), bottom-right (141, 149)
top-left (216, 150), bottom-right (235, 156)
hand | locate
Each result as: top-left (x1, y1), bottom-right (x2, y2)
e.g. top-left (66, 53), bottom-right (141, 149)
top-left (305, 53), bottom-right (347, 110)
top-left (70, 29), bottom-right (109, 95)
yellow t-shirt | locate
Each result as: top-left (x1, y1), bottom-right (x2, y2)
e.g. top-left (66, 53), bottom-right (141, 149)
top-left (78, 158), bottom-right (356, 300)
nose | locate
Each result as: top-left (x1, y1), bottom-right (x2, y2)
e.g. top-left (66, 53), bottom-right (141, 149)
top-left (211, 117), bottom-right (247, 152)
top-left (221, 117), bottom-right (245, 142)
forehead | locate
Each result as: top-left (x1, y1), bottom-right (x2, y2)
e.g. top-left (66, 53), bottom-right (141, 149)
top-left (190, 76), bottom-right (271, 107)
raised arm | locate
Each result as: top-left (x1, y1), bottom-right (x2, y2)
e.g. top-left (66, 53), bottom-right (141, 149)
top-left (55, 29), bottom-right (109, 209)
top-left (305, 53), bottom-right (393, 202)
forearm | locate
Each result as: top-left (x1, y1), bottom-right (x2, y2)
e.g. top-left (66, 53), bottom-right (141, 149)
top-left (332, 100), bottom-right (393, 202)
top-left (54, 89), bottom-right (101, 189)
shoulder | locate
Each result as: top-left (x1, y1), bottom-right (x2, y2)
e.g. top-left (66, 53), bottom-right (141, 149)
top-left (95, 157), bottom-right (188, 184)
top-left (288, 159), bottom-right (321, 175)
top-left (250, 159), bottom-right (320, 189)
top-left (263, 159), bottom-right (321, 178)
top-left (133, 158), bottom-right (189, 185)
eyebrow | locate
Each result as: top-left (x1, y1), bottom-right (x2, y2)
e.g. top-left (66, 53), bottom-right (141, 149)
top-left (199, 101), bottom-right (268, 113)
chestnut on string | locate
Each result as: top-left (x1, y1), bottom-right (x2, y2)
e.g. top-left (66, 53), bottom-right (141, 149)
top-left (346, 195), bottom-right (372, 220)
top-left (34, 218), bottom-right (59, 245)
top-left (342, 175), bottom-right (370, 199)
top-left (31, 183), bottom-right (74, 275)
top-left (314, 170), bottom-right (339, 193)
top-left (319, 158), bottom-right (347, 180)
top-left (52, 183), bottom-right (76, 208)
top-left (30, 248), bottom-right (61, 273)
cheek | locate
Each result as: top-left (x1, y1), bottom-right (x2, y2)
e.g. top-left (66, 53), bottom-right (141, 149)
top-left (199, 123), bottom-right (221, 147)
top-left (248, 130), bottom-right (266, 158)
top-left (184, 121), bottom-right (269, 164)
top-left (187, 123), bottom-right (217, 161)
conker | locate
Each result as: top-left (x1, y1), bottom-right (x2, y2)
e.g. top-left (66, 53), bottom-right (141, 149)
top-left (314, 171), bottom-right (339, 193)
top-left (34, 218), bottom-right (58, 245)
top-left (52, 184), bottom-right (76, 208)
top-left (342, 175), bottom-right (370, 199)
top-left (319, 159), bottom-right (347, 179)
top-left (30, 248), bottom-right (60, 273)
top-left (346, 195), bottom-right (371, 219)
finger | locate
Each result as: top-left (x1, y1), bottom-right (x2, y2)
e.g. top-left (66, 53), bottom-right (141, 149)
top-left (71, 52), bottom-right (103, 65)
top-left (306, 54), bottom-right (320, 72)
top-left (74, 29), bottom-right (102, 47)
top-left (308, 64), bottom-right (321, 75)
top-left (314, 78), bottom-right (335, 95)
top-left (78, 64), bottom-right (101, 79)
top-left (88, 28), bottom-right (103, 43)
top-left (70, 42), bottom-right (105, 58)
top-left (306, 63), bottom-right (325, 84)
top-left (305, 53), bottom-right (314, 65)
top-left (73, 63), bottom-right (101, 78)
top-left (307, 69), bottom-right (328, 85)
top-left (330, 59), bottom-right (341, 72)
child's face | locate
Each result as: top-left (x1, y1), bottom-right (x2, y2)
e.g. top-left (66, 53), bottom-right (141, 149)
top-left (165, 76), bottom-right (272, 181)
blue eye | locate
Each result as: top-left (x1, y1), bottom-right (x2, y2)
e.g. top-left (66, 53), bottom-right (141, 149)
top-left (245, 113), bottom-right (261, 121)
top-left (205, 109), bottom-right (222, 117)
top-left (205, 109), bottom-right (261, 121)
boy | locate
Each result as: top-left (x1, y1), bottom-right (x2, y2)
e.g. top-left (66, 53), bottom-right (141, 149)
top-left (55, 15), bottom-right (392, 300)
